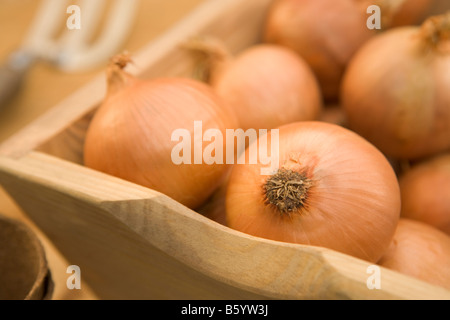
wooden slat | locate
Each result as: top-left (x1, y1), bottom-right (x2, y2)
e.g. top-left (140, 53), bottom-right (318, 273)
top-left (0, 0), bottom-right (272, 163)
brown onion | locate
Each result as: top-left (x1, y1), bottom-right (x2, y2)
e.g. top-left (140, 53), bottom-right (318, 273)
top-left (197, 173), bottom-right (229, 227)
top-left (399, 153), bottom-right (450, 235)
top-left (225, 121), bottom-right (401, 262)
top-left (263, 0), bottom-right (433, 102)
top-left (341, 12), bottom-right (450, 160)
top-left (186, 38), bottom-right (322, 131)
top-left (378, 219), bottom-right (450, 290)
top-left (84, 54), bottom-right (238, 209)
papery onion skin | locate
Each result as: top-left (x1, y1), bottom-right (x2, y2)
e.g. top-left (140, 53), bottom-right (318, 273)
top-left (263, 0), bottom-right (434, 102)
top-left (341, 19), bottom-right (450, 160)
top-left (378, 219), bottom-right (450, 290)
top-left (84, 59), bottom-right (238, 209)
top-left (210, 44), bottom-right (322, 131)
top-left (399, 153), bottom-right (450, 235)
top-left (225, 121), bottom-right (401, 263)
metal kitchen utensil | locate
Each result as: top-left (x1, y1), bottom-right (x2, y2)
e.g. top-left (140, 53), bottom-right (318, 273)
top-left (0, 0), bottom-right (139, 111)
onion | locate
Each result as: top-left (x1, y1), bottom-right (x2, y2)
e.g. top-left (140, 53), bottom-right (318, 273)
top-left (399, 153), bottom-right (450, 235)
top-left (378, 219), bottom-right (450, 290)
top-left (225, 121), bottom-right (401, 262)
top-left (83, 54), bottom-right (238, 209)
top-left (263, 0), bottom-right (433, 102)
top-left (341, 12), bottom-right (450, 160)
top-left (186, 38), bottom-right (322, 131)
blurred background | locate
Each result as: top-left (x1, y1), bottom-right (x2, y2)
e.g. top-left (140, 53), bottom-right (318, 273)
top-left (0, 0), bottom-right (204, 300)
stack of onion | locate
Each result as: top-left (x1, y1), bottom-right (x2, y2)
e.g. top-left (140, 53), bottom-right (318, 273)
top-left (186, 38), bottom-right (322, 131)
top-left (341, 12), bottom-right (450, 160)
top-left (263, 0), bottom-right (433, 102)
top-left (399, 153), bottom-right (450, 235)
top-left (225, 121), bottom-right (401, 263)
top-left (84, 54), bottom-right (238, 209)
top-left (378, 219), bottom-right (450, 290)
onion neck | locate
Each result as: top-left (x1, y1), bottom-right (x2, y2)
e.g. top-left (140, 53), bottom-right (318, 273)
top-left (420, 12), bottom-right (450, 53)
top-left (107, 53), bottom-right (136, 96)
top-left (183, 37), bottom-right (231, 83)
top-left (263, 168), bottom-right (313, 216)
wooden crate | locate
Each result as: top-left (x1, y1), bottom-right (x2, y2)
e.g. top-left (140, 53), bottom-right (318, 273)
top-left (1, 0), bottom-right (449, 300)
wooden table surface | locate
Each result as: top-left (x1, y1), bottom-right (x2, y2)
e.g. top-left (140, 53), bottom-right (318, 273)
top-left (0, 0), bottom-right (205, 300)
